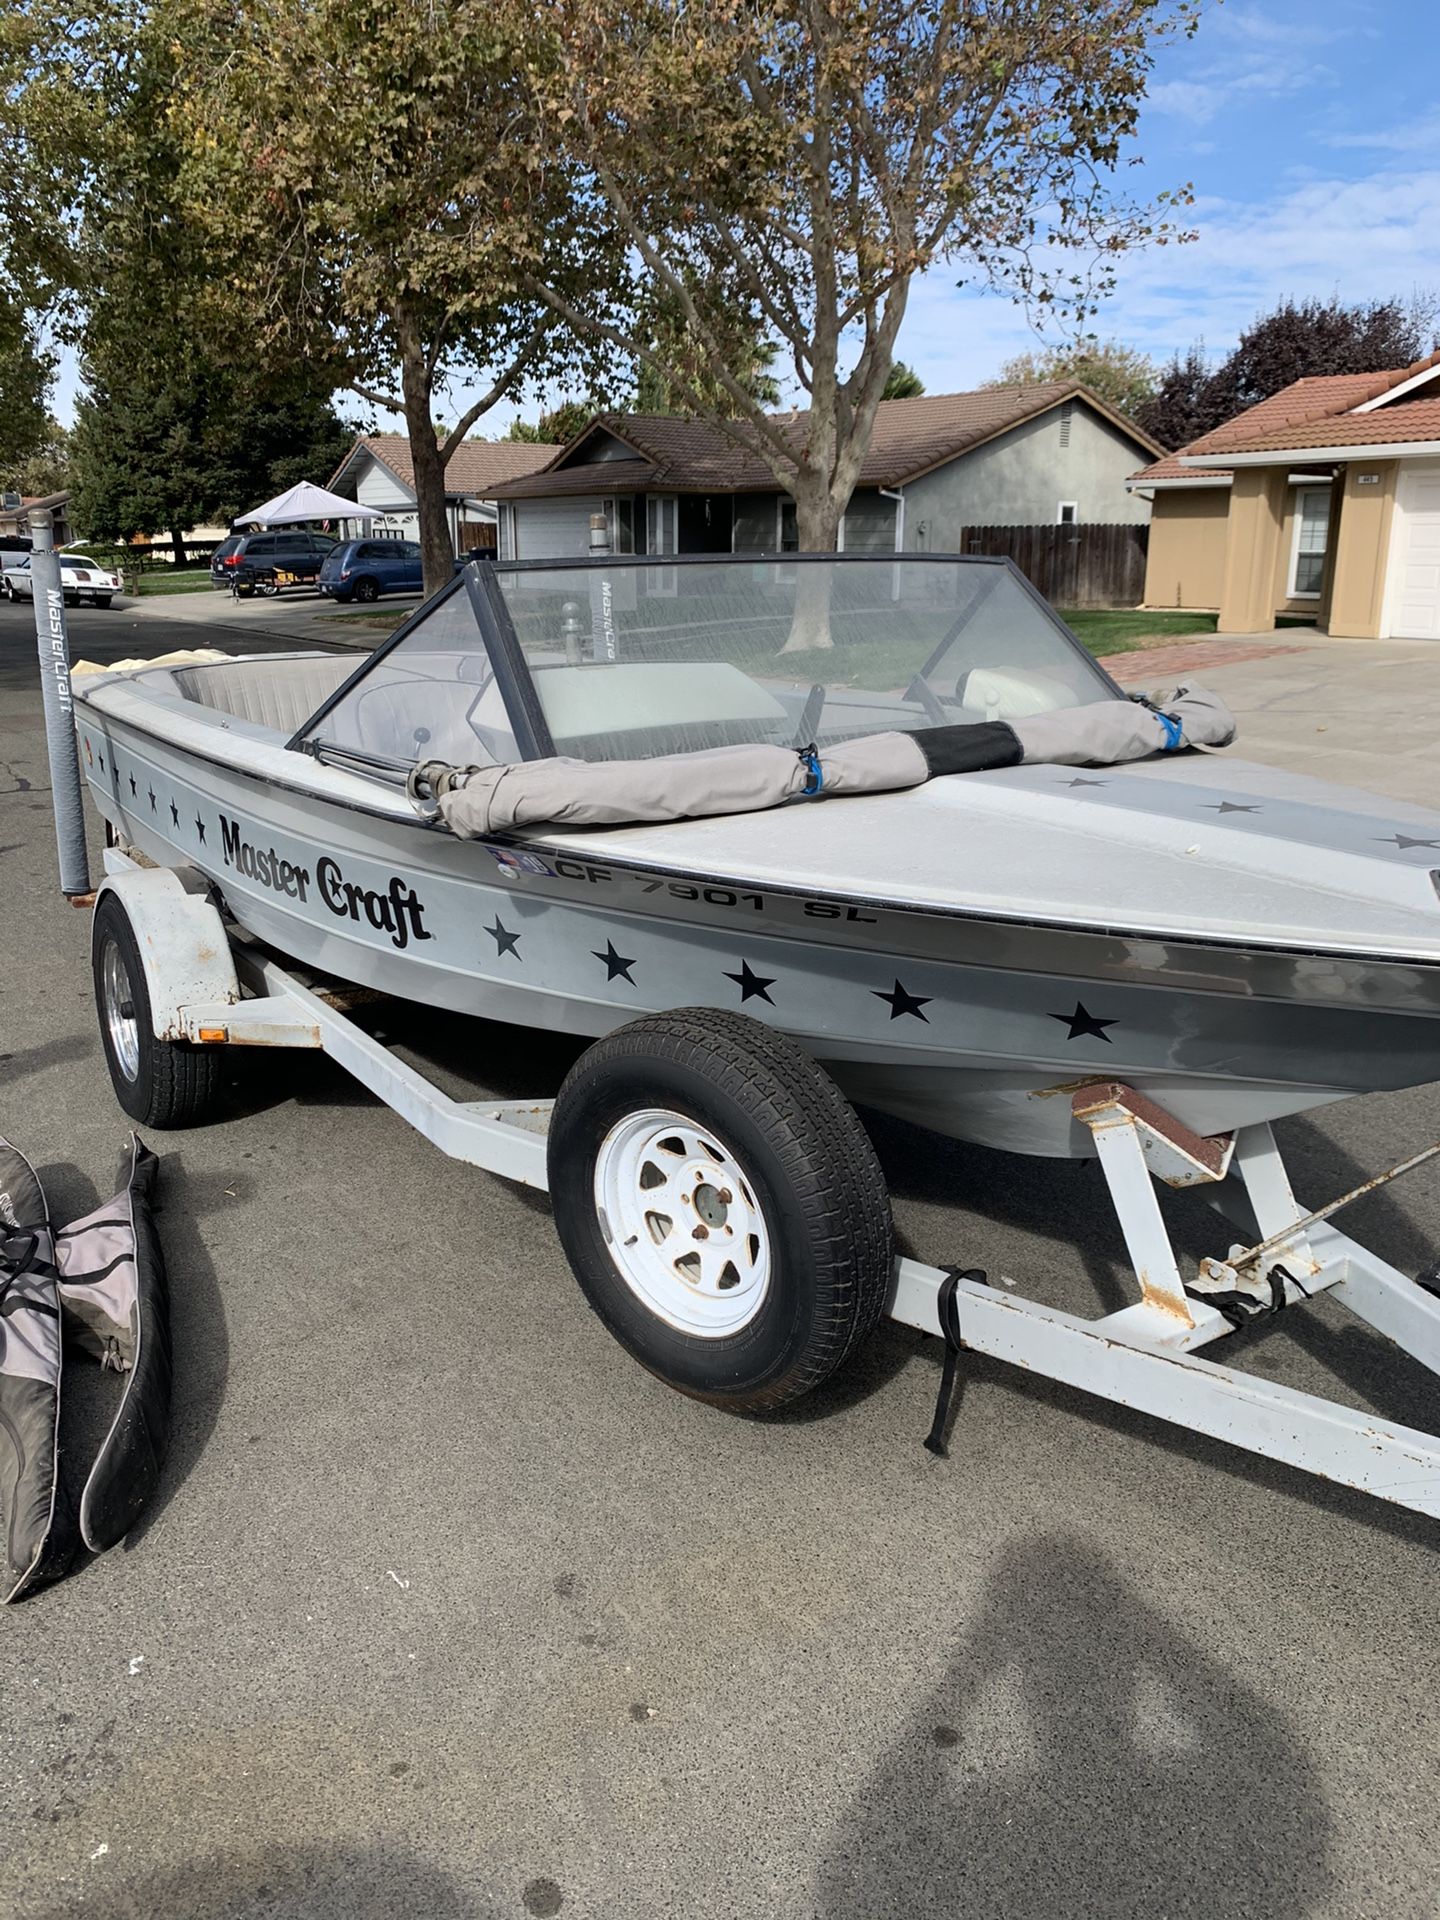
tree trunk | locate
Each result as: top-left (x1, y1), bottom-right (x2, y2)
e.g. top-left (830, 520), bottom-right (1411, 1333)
top-left (396, 321), bottom-right (453, 598)
top-left (780, 482), bottom-right (841, 653)
top-left (170, 527), bottom-right (186, 568)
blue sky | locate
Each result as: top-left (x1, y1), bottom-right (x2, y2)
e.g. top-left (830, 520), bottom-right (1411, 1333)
top-left (50, 0), bottom-right (1440, 430)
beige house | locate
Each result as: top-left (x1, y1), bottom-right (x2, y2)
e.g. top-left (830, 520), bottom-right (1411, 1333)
top-left (1128, 348), bottom-right (1440, 639)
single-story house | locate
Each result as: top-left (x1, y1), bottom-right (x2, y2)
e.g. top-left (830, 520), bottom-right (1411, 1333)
top-left (0, 490), bottom-right (74, 549)
top-left (1128, 348), bottom-right (1440, 639)
top-left (326, 434), bottom-right (560, 555)
top-left (489, 386), bottom-right (1164, 561)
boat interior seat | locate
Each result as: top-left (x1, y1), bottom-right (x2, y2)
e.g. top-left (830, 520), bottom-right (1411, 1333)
top-left (169, 655), bottom-right (358, 736)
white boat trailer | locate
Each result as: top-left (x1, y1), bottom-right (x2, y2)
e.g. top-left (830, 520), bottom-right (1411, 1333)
top-left (101, 853), bottom-right (1440, 1522)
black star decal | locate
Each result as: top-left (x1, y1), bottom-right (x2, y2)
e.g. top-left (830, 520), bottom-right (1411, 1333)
top-left (194, 815), bottom-right (206, 844)
top-left (1376, 832), bottom-right (1440, 850)
top-left (872, 978), bottom-right (931, 1022)
top-left (1063, 777), bottom-right (1108, 788)
top-left (593, 940), bottom-right (636, 983)
top-left (169, 799), bottom-right (180, 826)
top-left (147, 786), bottom-right (157, 812)
top-left (128, 772), bottom-right (137, 796)
top-left (485, 916), bottom-right (521, 959)
top-left (1051, 1001), bottom-right (1117, 1043)
top-left (724, 959), bottom-right (776, 1004)
top-left (1202, 802), bottom-right (1260, 815)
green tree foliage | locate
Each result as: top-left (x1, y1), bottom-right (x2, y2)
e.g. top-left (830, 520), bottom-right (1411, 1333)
top-left (72, 366), bottom-right (356, 560)
top-left (506, 401), bottom-right (602, 446)
top-left (1137, 294), bottom-right (1440, 449)
top-left (530, 0), bottom-right (1198, 552)
top-left (985, 338), bottom-right (1158, 422)
top-left (881, 362), bottom-right (926, 400)
top-left (0, 292), bottom-right (54, 483)
top-left (14, 419), bottom-right (71, 498)
top-left (167, 0), bottom-right (603, 593)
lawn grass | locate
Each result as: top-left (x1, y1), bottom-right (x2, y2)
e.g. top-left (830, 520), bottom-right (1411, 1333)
top-left (1057, 609), bottom-right (1219, 656)
top-left (319, 607), bottom-right (410, 630)
top-left (135, 569), bottom-right (214, 596)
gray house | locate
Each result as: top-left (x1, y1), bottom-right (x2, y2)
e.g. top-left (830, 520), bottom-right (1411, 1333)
top-left (489, 386), bottom-right (1163, 560)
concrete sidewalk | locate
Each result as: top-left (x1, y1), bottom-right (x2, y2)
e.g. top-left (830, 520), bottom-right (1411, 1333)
top-left (1114, 629), bottom-right (1440, 809)
top-left (124, 584), bottom-right (415, 650)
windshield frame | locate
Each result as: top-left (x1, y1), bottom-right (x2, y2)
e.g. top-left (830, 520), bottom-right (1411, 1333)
top-left (287, 551), bottom-right (1121, 763)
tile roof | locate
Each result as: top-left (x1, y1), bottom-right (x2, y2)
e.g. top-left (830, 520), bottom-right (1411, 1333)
top-left (1130, 348), bottom-right (1440, 483)
top-left (491, 384), bottom-right (1162, 499)
top-left (330, 433), bottom-right (560, 498)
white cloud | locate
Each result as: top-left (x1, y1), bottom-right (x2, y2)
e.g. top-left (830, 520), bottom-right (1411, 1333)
top-left (894, 165), bottom-right (1440, 383)
top-left (1326, 111), bottom-right (1440, 153)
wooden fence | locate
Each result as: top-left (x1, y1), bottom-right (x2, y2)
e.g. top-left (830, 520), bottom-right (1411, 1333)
top-left (955, 522), bottom-right (1149, 609)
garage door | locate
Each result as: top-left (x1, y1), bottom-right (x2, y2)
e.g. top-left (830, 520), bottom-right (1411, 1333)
top-left (1389, 466), bottom-right (1440, 638)
top-left (513, 498), bottom-right (599, 560)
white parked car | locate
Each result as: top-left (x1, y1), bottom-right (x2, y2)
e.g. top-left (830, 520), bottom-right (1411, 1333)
top-left (3, 552), bottom-right (122, 608)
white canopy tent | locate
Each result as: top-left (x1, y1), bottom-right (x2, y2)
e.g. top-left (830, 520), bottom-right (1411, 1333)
top-left (233, 481), bottom-right (378, 527)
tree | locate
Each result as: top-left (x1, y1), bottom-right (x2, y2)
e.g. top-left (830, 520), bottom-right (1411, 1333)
top-left (506, 401), bottom-right (602, 446)
top-left (1137, 294), bottom-right (1440, 449)
top-left (0, 291), bottom-right (53, 484)
top-left (528, 0), bottom-right (1196, 556)
top-left (881, 362), bottom-right (926, 400)
top-left (984, 338), bottom-right (1158, 421)
top-left (71, 362), bottom-right (357, 560)
top-left (167, 0), bottom-right (600, 594)
top-left (14, 419), bottom-right (71, 498)
top-left (1133, 342), bottom-right (1212, 451)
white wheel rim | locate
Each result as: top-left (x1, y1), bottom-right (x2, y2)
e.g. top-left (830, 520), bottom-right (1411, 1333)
top-left (594, 1107), bottom-right (772, 1337)
top-left (100, 936), bottom-right (141, 1082)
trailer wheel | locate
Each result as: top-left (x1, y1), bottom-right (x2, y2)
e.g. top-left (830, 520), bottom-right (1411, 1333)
top-left (548, 1009), bottom-right (892, 1411)
top-left (92, 893), bottom-right (224, 1128)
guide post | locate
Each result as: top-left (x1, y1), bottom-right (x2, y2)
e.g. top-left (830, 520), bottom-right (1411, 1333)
top-left (29, 509), bottom-right (92, 896)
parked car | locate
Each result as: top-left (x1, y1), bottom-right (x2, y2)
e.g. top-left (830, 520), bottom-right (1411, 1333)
top-left (317, 537), bottom-right (424, 603)
top-left (210, 530), bottom-right (336, 591)
top-left (2, 552), bottom-right (123, 607)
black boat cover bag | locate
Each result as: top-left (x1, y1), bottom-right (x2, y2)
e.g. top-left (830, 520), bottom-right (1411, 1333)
top-left (422, 683), bottom-right (1236, 837)
top-left (1, 1135), bottom-right (169, 1602)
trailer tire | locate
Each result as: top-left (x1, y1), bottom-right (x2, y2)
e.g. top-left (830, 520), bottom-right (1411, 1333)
top-left (548, 1008), bottom-right (892, 1411)
top-left (92, 893), bottom-right (224, 1128)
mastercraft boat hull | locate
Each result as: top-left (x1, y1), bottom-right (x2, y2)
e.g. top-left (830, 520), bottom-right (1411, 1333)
top-left (75, 694), bottom-right (1440, 1158)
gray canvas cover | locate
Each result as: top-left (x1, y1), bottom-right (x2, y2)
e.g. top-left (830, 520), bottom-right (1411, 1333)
top-left (422, 683), bottom-right (1236, 839)
top-left (0, 1135), bottom-right (169, 1601)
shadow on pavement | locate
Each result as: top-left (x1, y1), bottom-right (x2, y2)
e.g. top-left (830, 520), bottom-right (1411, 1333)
top-left (37, 1839), bottom-right (487, 1920)
top-left (814, 1532), bottom-right (1332, 1920)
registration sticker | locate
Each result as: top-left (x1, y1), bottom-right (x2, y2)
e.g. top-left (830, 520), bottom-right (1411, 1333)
top-left (486, 845), bottom-right (553, 879)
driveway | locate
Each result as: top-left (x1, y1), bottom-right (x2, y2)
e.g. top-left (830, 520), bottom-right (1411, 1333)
top-left (2, 599), bottom-right (1439, 1920)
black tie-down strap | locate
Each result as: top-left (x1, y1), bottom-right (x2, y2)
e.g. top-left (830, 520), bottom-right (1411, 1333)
top-left (923, 1268), bottom-right (986, 1458)
top-left (1184, 1261), bottom-right (1309, 1333)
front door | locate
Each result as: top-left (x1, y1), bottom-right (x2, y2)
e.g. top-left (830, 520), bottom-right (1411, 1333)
top-left (1389, 465), bottom-right (1440, 638)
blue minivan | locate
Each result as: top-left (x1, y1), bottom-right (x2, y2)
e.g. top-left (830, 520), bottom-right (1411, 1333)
top-left (317, 537), bottom-right (424, 603)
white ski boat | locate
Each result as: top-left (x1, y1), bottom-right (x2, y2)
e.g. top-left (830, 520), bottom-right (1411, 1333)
top-left (71, 554), bottom-right (1440, 1158)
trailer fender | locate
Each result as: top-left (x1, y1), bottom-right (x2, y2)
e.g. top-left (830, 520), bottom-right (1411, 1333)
top-left (94, 866), bottom-right (239, 1041)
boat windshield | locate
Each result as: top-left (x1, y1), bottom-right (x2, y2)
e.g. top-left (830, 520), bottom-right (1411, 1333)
top-left (297, 555), bottom-right (1119, 771)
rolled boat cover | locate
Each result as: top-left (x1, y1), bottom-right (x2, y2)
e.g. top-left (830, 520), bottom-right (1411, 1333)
top-left (55, 1138), bottom-right (171, 1555)
top-left (424, 682), bottom-right (1236, 838)
top-left (0, 1138), bottom-right (69, 1602)
top-left (1, 1135), bottom-right (168, 1600)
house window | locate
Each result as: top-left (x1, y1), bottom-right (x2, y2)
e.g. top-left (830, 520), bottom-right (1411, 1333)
top-left (777, 498), bottom-right (799, 552)
top-left (1289, 486), bottom-right (1330, 599)
top-left (613, 496), bottom-right (637, 554)
top-left (1057, 501), bottom-right (1079, 526)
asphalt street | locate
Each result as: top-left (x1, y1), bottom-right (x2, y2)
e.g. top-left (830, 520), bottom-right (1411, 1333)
top-left (2, 594), bottom-right (1440, 1920)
